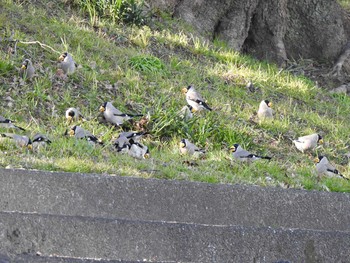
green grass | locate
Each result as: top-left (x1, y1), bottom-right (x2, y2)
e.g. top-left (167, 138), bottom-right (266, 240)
top-left (339, 0), bottom-right (350, 10)
top-left (0, 0), bottom-right (350, 192)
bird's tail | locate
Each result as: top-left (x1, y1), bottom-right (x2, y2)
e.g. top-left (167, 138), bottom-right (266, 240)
top-left (259, 155), bottom-right (272, 160)
top-left (14, 125), bottom-right (25, 131)
top-left (199, 101), bottom-right (212, 111)
top-left (341, 175), bottom-right (349, 181)
top-left (128, 113), bottom-right (144, 117)
top-left (133, 131), bottom-right (149, 137)
top-left (328, 169), bottom-right (349, 180)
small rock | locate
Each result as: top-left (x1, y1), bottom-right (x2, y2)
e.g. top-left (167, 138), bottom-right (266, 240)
top-left (4, 96), bottom-right (14, 102)
top-left (330, 84), bottom-right (349, 94)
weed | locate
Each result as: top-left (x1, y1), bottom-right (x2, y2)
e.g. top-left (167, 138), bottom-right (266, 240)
top-left (129, 55), bottom-right (165, 73)
top-left (129, 26), bottom-right (152, 48)
top-left (75, 0), bottom-right (147, 26)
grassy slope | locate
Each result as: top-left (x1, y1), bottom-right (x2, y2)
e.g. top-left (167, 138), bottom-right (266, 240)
top-left (0, 0), bottom-right (350, 192)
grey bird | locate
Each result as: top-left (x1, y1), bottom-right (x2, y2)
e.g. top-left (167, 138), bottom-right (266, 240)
top-left (99, 102), bottom-right (143, 126)
top-left (181, 85), bottom-right (212, 112)
top-left (118, 131), bottom-right (146, 142)
top-left (32, 133), bottom-right (52, 150)
top-left (292, 133), bottom-right (323, 153)
top-left (0, 116), bottom-right (25, 131)
top-left (58, 52), bottom-right (77, 74)
top-left (1, 133), bottom-right (32, 149)
top-left (128, 140), bottom-right (150, 159)
top-left (257, 100), bottom-right (273, 120)
top-left (113, 132), bottom-right (147, 152)
top-left (67, 125), bottom-right (103, 145)
top-left (65, 107), bottom-right (85, 123)
top-left (179, 105), bottom-right (194, 120)
top-left (113, 135), bottom-right (131, 153)
top-left (229, 143), bottom-right (271, 162)
top-left (19, 59), bottom-right (35, 79)
top-left (315, 155), bottom-right (348, 180)
top-left (179, 139), bottom-right (205, 156)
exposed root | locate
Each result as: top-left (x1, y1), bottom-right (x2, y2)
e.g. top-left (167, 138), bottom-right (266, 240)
top-left (18, 40), bottom-right (61, 54)
top-left (331, 41), bottom-right (350, 76)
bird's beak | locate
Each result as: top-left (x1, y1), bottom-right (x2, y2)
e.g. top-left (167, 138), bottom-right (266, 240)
top-left (181, 87), bottom-right (188, 94)
top-left (58, 55), bottom-right (65, 61)
top-left (68, 129), bottom-right (75, 136)
top-left (229, 146), bottom-right (236, 152)
top-left (144, 153), bottom-right (150, 159)
top-left (99, 106), bottom-right (105, 112)
top-left (191, 108), bottom-right (197, 113)
top-left (319, 139), bottom-right (324, 144)
top-left (268, 102), bottom-right (273, 107)
top-left (27, 144), bottom-right (33, 150)
top-left (180, 142), bottom-right (185, 148)
top-left (21, 64), bottom-right (26, 69)
top-left (314, 157), bottom-right (320, 163)
top-left (67, 116), bottom-right (72, 122)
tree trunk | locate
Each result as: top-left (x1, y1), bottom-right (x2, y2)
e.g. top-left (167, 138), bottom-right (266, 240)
top-left (148, 0), bottom-right (349, 66)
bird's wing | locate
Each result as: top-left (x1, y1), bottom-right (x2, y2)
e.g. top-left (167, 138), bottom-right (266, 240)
top-left (113, 113), bottom-right (129, 117)
top-left (187, 90), bottom-right (204, 102)
top-left (109, 105), bottom-right (124, 115)
top-left (0, 116), bottom-right (9, 122)
top-left (325, 162), bottom-right (337, 172)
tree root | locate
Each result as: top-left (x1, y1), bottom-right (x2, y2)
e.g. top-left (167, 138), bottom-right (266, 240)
top-left (18, 40), bottom-right (61, 54)
top-left (0, 35), bottom-right (61, 55)
top-left (331, 41), bottom-right (350, 76)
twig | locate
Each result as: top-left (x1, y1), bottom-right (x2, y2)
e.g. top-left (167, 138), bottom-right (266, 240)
top-left (13, 40), bottom-right (18, 55)
top-left (28, 111), bottom-right (40, 129)
top-left (19, 40), bottom-right (61, 54)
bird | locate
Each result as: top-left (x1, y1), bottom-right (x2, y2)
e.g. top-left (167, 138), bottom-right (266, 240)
top-left (257, 100), bottom-right (273, 120)
top-left (1, 133), bottom-right (32, 149)
top-left (67, 125), bottom-right (103, 145)
top-left (113, 135), bottom-right (131, 153)
top-left (58, 52), bottom-right (77, 74)
top-left (118, 131), bottom-right (147, 142)
top-left (113, 132), bottom-right (147, 153)
top-left (292, 133), bottom-right (323, 153)
top-left (246, 80), bottom-right (256, 92)
top-left (179, 139), bottom-right (206, 156)
top-left (179, 105), bottom-right (194, 120)
top-left (65, 107), bottom-right (85, 123)
top-left (181, 85), bottom-right (212, 112)
top-left (32, 133), bottom-right (52, 150)
top-left (99, 102), bottom-right (143, 126)
top-left (0, 116), bottom-right (25, 131)
top-left (229, 144), bottom-right (272, 162)
top-left (128, 140), bottom-right (150, 159)
top-left (315, 155), bottom-right (348, 180)
top-left (19, 59), bottom-right (35, 79)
